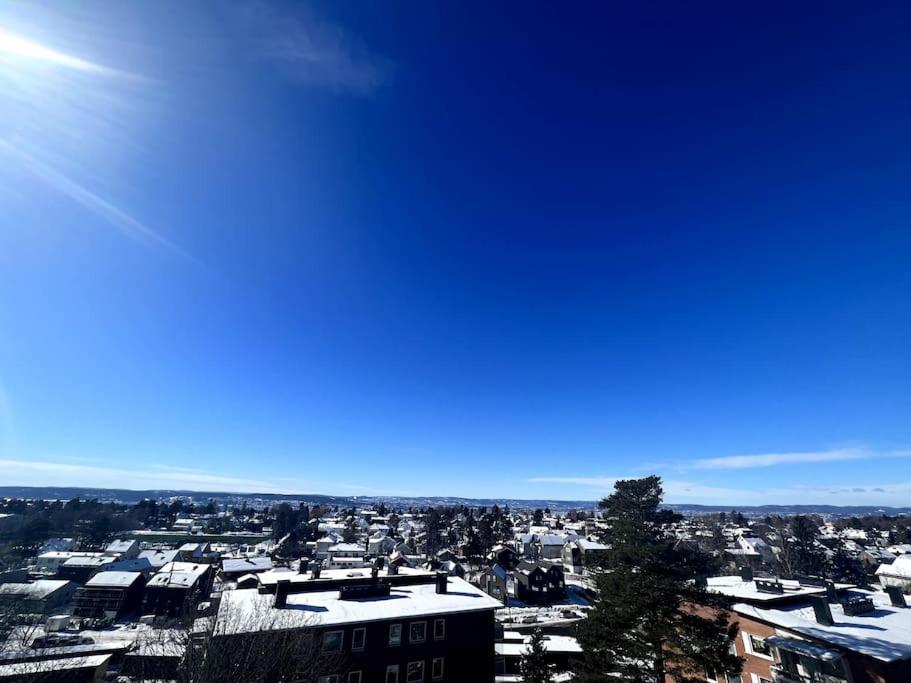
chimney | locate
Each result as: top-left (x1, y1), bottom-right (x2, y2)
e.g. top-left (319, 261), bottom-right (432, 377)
top-left (275, 579), bottom-right (291, 609)
top-left (825, 580), bottom-right (838, 604)
top-left (388, 563), bottom-right (399, 576)
top-left (886, 586), bottom-right (907, 608)
top-left (371, 565), bottom-right (379, 579)
top-left (376, 556), bottom-right (386, 569)
top-left (740, 566), bottom-right (753, 582)
top-left (298, 560), bottom-right (307, 574)
top-left (311, 562), bottom-right (322, 580)
top-left (435, 571), bottom-right (449, 594)
top-left (810, 595), bottom-right (834, 626)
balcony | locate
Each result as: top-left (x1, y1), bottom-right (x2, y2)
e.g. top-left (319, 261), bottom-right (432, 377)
top-left (771, 665), bottom-right (847, 683)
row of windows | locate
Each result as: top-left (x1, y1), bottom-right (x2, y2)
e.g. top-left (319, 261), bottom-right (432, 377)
top-left (317, 657), bottom-right (444, 683)
top-left (323, 619), bottom-right (446, 653)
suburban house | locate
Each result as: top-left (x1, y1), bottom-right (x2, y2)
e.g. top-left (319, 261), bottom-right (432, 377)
top-left (876, 555), bottom-right (911, 593)
top-left (562, 538), bottom-right (608, 573)
top-left (326, 543), bottom-right (369, 570)
top-left (513, 561), bottom-right (565, 605)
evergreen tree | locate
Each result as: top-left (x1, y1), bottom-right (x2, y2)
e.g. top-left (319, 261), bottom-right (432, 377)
top-left (342, 516), bottom-right (359, 543)
top-left (520, 629), bottom-right (555, 683)
top-left (574, 476), bottom-right (741, 683)
top-left (790, 515), bottom-right (825, 576)
top-left (828, 546), bottom-right (867, 586)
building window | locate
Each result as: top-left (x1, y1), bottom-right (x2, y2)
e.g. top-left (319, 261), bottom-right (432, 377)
top-left (432, 657), bottom-right (444, 680)
top-left (409, 621), bottom-right (427, 644)
top-left (389, 623), bottom-right (402, 646)
top-left (385, 665), bottom-right (399, 683)
top-left (348, 673), bottom-right (362, 683)
top-left (352, 627), bottom-right (366, 651)
top-left (323, 630), bottom-right (343, 653)
top-left (744, 633), bottom-right (771, 658)
top-left (433, 618), bottom-right (445, 640)
top-left (407, 661), bottom-right (425, 682)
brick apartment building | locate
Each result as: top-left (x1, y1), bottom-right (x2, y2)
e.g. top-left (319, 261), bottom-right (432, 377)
top-left (700, 573), bottom-right (911, 683)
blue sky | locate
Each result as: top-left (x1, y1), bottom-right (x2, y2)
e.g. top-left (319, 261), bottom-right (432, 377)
top-left (1, 1), bottom-right (910, 505)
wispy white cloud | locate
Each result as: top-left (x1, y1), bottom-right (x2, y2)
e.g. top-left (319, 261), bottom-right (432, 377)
top-left (528, 476), bottom-right (618, 487)
top-left (528, 476), bottom-right (758, 504)
top-left (688, 447), bottom-right (911, 470)
top-left (235, 1), bottom-right (391, 96)
top-left (0, 457), bottom-right (380, 497)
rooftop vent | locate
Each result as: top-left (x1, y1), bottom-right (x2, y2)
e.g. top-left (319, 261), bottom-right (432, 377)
top-left (811, 595), bottom-right (834, 626)
top-left (739, 567), bottom-right (753, 582)
top-left (274, 579), bottom-right (291, 609)
top-left (339, 581), bottom-right (391, 601)
top-left (886, 586), bottom-right (907, 608)
top-left (755, 579), bottom-right (784, 595)
top-left (841, 596), bottom-right (876, 616)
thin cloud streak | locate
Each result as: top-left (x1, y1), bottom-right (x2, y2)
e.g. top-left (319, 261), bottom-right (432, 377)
top-left (235, 1), bottom-right (391, 96)
top-left (528, 476), bottom-right (757, 503)
top-left (689, 447), bottom-right (911, 470)
top-left (0, 457), bottom-right (379, 497)
top-left (0, 138), bottom-right (196, 264)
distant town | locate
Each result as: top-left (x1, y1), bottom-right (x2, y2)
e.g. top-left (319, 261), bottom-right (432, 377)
top-left (1, 480), bottom-right (910, 682)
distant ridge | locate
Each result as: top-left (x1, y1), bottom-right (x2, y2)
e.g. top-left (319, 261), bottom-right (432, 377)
top-left (1, 485), bottom-right (909, 517)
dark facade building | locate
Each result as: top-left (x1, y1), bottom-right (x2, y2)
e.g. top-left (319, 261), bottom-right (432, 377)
top-left (215, 571), bottom-right (502, 682)
top-left (142, 562), bottom-right (214, 618)
top-left (72, 571), bottom-right (146, 620)
top-left (514, 561), bottom-right (565, 605)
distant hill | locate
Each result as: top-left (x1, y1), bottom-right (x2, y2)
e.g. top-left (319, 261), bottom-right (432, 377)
top-left (1, 485), bottom-right (909, 517)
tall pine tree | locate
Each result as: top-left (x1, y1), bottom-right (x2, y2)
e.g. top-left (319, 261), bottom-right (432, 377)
top-left (520, 629), bottom-right (555, 683)
top-left (574, 476), bottom-right (742, 683)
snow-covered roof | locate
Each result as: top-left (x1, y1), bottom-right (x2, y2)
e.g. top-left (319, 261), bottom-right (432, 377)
top-left (138, 549), bottom-right (180, 567)
top-left (0, 579), bottom-right (72, 599)
top-left (0, 654), bottom-right (111, 677)
top-left (147, 562), bottom-right (210, 589)
top-left (328, 543), bottom-right (365, 553)
top-left (216, 576), bottom-right (502, 635)
top-left (105, 540), bottom-right (137, 554)
top-left (706, 575), bottom-right (852, 603)
top-left (62, 556), bottom-right (115, 568)
top-left (734, 589), bottom-right (911, 662)
top-left (85, 571), bottom-right (143, 588)
top-left (575, 539), bottom-right (607, 551)
top-left (877, 554), bottom-right (911, 578)
top-left (495, 632), bottom-right (582, 657)
top-left (222, 557), bottom-right (272, 574)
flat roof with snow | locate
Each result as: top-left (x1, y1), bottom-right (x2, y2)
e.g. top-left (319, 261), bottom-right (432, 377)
top-left (705, 576), bottom-right (852, 604)
top-left (734, 589), bottom-right (911, 663)
top-left (216, 576), bottom-right (502, 635)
